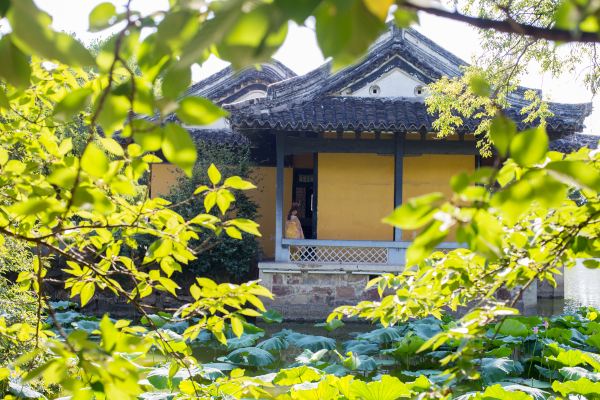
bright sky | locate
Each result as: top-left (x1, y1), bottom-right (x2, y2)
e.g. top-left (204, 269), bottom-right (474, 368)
top-left (36, 0), bottom-right (599, 134)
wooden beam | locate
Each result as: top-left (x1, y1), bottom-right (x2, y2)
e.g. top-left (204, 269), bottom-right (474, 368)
top-left (394, 134), bottom-right (404, 241)
top-left (275, 132), bottom-right (285, 261)
top-left (284, 136), bottom-right (476, 155)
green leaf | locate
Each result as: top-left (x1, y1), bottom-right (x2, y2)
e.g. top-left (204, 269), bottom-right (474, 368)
top-left (98, 137), bottom-right (124, 157)
top-left (552, 378), bottom-right (600, 397)
top-left (207, 164), bottom-right (222, 185)
top-left (274, 366), bottom-right (322, 385)
top-left (0, 88), bottom-right (9, 109)
top-left (230, 316), bottom-right (244, 338)
top-left (176, 97), bottom-right (227, 126)
top-left (228, 219), bottom-right (261, 237)
top-left (560, 366), bottom-right (600, 382)
top-left (480, 358), bottom-right (524, 385)
top-left (8, 0), bottom-right (94, 67)
top-left (133, 125), bottom-right (163, 152)
top-left (0, 35), bottom-right (31, 89)
top-left (224, 176), bottom-right (256, 190)
top-left (362, 0), bottom-right (393, 20)
top-left (215, 5), bottom-right (289, 69)
top-left (0, 148), bottom-right (8, 166)
top-left (261, 310), bottom-right (283, 324)
top-left (225, 347), bottom-right (275, 367)
top-left (89, 2), bottom-right (117, 32)
top-left (479, 384), bottom-right (533, 400)
top-left (510, 126), bottom-right (548, 167)
top-left (256, 336), bottom-right (289, 351)
top-left (10, 198), bottom-right (57, 216)
top-left (96, 94), bottom-right (129, 136)
top-left (489, 114), bottom-right (516, 157)
top-left (315, 0), bottom-right (386, 69)
top-left (54, 88), bottom-right (93, 122)
top-left (225, 226), bottom-right (242, 239)
top-left (469, 71), bottom-right (491, 97)
top-left (161, 123), bottom-right (197, 176)
top-left (80, 282), bottom-right (95, 307)
top-left (350, 375), bottom-right (411, 400)
top-left (0, 0), bottom-right (9, 18)
top-left (498, 319), bottom-right (529, 337)
top-left (394, 8), bottom-right (419, 28)
top-left (382, 192), bottom-right (445, 230)
top-left (546, 160), bottom-right (600, 192)
top-left (81, 142), bottom-right (109, 178)
top-left (162, 66), bottom-right (192, 99)
top-left (273, 0), bottom-right (321, 24)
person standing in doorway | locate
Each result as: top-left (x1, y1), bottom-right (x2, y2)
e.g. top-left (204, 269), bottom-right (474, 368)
top-left (285, 202), bottom-right (304, 239)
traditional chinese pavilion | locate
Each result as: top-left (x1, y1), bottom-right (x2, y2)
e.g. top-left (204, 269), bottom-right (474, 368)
top-left (150, 25), bottom-right (596, 319)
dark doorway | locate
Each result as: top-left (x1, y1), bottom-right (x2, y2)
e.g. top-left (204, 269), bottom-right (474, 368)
top-left (292, 168), bottom-right (315, 239)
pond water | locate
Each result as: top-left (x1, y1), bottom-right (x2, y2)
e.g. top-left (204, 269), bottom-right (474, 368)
top-left (537, 262), bottom-right (600, 316)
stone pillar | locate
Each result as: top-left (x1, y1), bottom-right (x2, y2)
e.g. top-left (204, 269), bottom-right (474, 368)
top-left (537, 266), bottom-right (565, 299)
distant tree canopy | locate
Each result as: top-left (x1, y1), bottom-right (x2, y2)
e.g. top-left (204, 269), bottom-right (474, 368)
top-left (0, 0), bottom-right (597, 399)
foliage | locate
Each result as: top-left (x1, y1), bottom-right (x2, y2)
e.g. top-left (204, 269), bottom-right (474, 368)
top-left (166, 139), bottom-right (259, 282)
top-left (0, 238), bottom-right (37, 365)
top-left (0, 0), bottom-right (598, 399)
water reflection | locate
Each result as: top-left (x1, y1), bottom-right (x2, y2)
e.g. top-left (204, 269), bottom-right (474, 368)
top-left (564, 262), bottom-right (600, 310)
top-left (537, 262), bottom-right (600, 316)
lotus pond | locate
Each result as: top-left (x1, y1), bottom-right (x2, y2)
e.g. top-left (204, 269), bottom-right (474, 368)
top-left (10, 300), bottom-right (600, 400)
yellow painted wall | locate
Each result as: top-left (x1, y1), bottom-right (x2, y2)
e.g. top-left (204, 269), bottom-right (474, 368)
top-left (402, 154), bottom-right (474, 240)
top-left (150, 164), bottom-right (183, 198)
top-left (151, 163), bottom-right (292, 260)
top-left (247, 167), bottom-right (293, 259)
top-left (317, 153), bottom-right (394, 241)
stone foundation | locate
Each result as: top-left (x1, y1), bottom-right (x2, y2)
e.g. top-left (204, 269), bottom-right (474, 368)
top-left (259, 262), bottom-right (545, 320)
top-left (259, 262), bottom-right (401, 321)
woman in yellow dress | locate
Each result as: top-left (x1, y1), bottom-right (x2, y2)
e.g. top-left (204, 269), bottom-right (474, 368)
top-left (285, 203), bottom-right (304, 239)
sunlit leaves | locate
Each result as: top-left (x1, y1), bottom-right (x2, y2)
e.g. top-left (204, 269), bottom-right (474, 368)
top-left (215, 3), bottom-right (289, 69)
top-left (162, 65), bottom-right (192, 99)
top-left (207, 163), bottom-right (222, 185)
top-left (7, 0), bottom-right (94, 67)
top-left (468, 71), bottom-right (492, 97)
top-left (510, 126), bottom-right (549, 167)
top-left (161, 123), bottom-right (197, 176)
top-left (547, 160), bottom-right (600, 192)
top-left (89, 2), bottom-right (117, 32)
top-left (53, 88), bottom-right (93, 122)
top-left (552, 377), bottom-right (600, 397)
top-left (81, 142), bottom-right (109, 178)
top-left (176, 97), bottom-right (227, 126)
top-left (0, 36), bottom-right (31, 89)
top-left (315, 0), bottom-right (386, 69)
top-left (489, 113), bottom-right (516, 157)
top-left (96, 94), bottom-right (129, 136)
top-left (382, 192), bottom-right (445, 230)
top-left (362, 0), bottom-right (393, 21)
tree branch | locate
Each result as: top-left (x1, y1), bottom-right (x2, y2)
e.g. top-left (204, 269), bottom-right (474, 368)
top-left (402, 1), bottom-right (600, 43)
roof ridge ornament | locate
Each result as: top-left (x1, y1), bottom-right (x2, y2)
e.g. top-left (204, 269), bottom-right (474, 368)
top-left (388, 21), bottom-right (405, 43)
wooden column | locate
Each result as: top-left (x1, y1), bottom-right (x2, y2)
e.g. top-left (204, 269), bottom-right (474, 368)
top-left (275, 132), bottom-right (285, 262)
top-left (393, 133), bottom-right (405, 242)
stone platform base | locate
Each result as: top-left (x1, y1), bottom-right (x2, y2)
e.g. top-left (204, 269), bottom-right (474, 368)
top-left (259, 262), bottom-right (546, 321)
top-left (259, 262), bottom-right (402, 321)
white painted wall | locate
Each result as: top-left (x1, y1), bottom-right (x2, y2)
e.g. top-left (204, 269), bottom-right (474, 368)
top-left (229, 89), bottom-right (267, 104)
top-left (348, 68), bottom-right (425, 98)
top-left (184, 117), bottom-right (229, 130)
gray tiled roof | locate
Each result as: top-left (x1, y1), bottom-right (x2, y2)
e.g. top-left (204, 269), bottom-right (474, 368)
top-left (186, 25), bottom-right (594, 151)
top-left (226, 26), bottom-right (592, 136)
top-left (229, 97), bottom-right (591, 134)
top-left (184, 60), bottom-right (295, 105)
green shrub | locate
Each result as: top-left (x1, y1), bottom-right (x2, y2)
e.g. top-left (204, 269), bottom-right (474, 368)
top-left (167, 137), bottom-right (259, 283)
